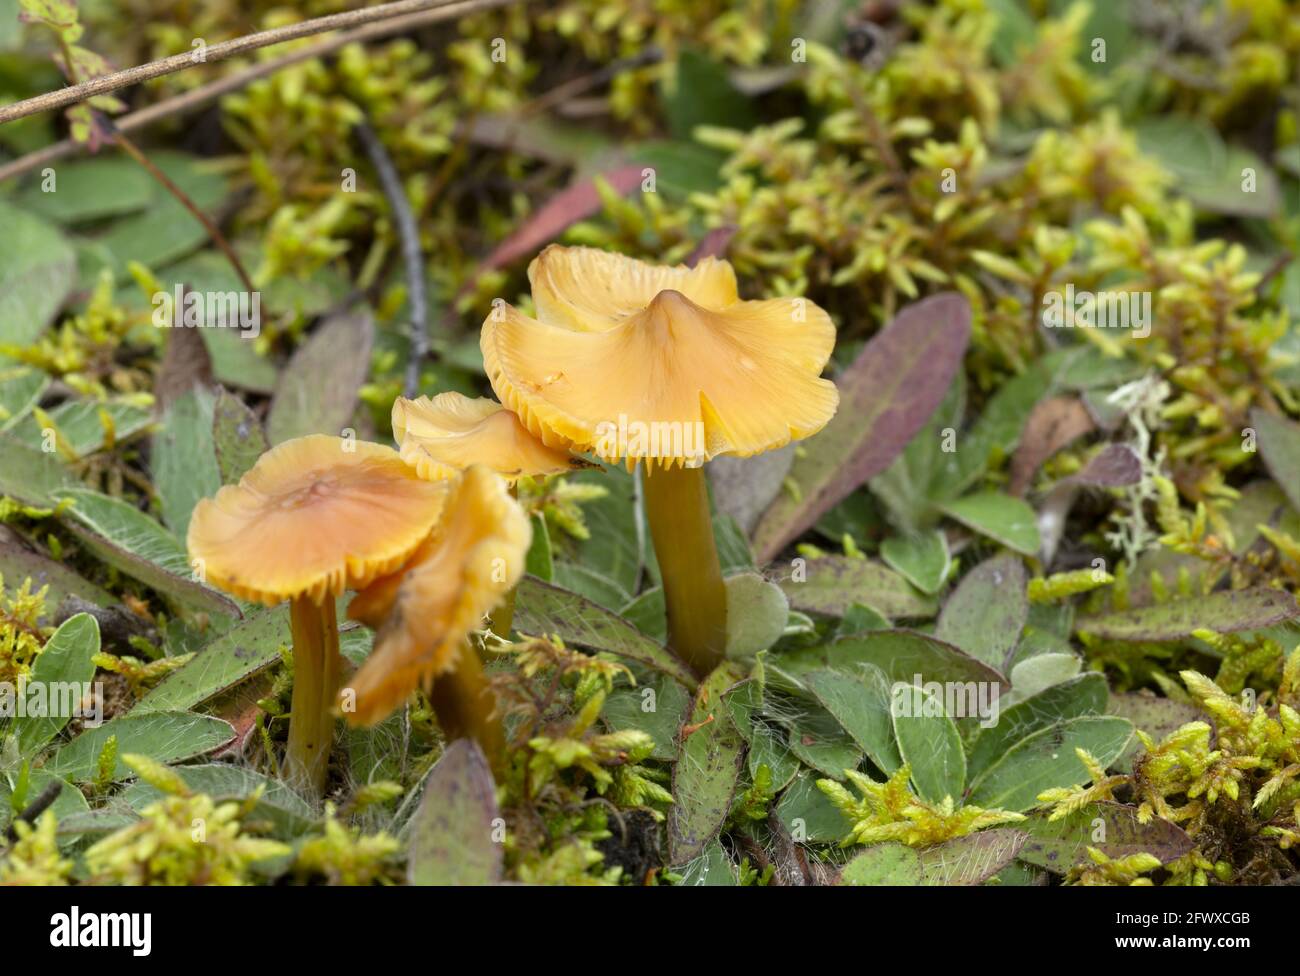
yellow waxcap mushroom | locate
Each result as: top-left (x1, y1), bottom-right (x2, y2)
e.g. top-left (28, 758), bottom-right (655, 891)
top-left (482, 288), bottom-right (839, 466)
top-left (392, 392), bottom-right (588, 482)
top-left (344, 464), bottom-right (530, 726)
top-left (187, 434), bottom-right (449, 606)
top-left (528, 244), bottom-right (739, 332)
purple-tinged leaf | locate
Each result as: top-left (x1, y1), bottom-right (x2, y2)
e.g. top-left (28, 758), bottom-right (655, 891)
top-left (408, 739), bottom-right (502, 885)
top-left (1252, 408), bottom-right (1300, 515)
top-left (1018, 802), bottom-right (1193, 873)
top-left (1070, 443), bottom-right (1143, 487)
top-left (752, 292), bottom-right (972, 563)
top-left (1077, 586), bottom-right (1300, 641)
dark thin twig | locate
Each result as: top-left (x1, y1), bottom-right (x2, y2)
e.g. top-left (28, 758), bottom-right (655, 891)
top-left (3, 781), bottom-right (63, 844)
top-left (112, 124), bottom-right (257, 296)
top-left (355, 121), bottom-right (428, 398)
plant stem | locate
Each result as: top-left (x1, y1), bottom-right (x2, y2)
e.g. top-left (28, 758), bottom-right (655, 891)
top-left (486, 587), bottom-right (516, 641)
top-left (286, 596), bottom-right (342, 799)
top-left (428, 643), bottom-right (505, 774)
top-left (642, 463), bottom-right (727, 676)
top-left (486, 482), bottom-right (519, 640)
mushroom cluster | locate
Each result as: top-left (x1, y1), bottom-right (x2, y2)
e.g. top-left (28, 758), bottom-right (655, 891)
top-left (186, 243), bottom-right (837, 796)
top-left (188, 436), bottom-right (531, 795)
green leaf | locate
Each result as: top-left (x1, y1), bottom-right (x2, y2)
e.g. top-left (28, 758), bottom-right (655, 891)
top-left (675, 838), bottom-right (738, 885)
top-left (0, 200), bottom-right (75, 360)
top-left (0, 431), bottom-right (75, 507)
top-left (56, 487), bottom-right (240, 617)
top-left (805, 666), bottom-right (902, 775)
top-left (1008, 652), bottom-right (1081, 699)
top-left (153, 386), bottom-right (221, 537)
top-left (407, 739), bottom-right (503, 885)
top-left (773, 769), bottom-right (846, 843)
top-left (890, 683), bottom-right (966, 804)
top-left (841, 829), bottom-right (1027, 885)
top-left (7, 398), bottom-right (152, 458)
top-left (523, 512), bottom-right (553, 582)
top-left (935, 552), bottom-right (1027, 670)
top-left (0, 769), bottom-right (87, 834)
top-left (567, 466), bottom-right (643, 595)
top-left (668, 660), bottom-right (748, 865)
top-left (0, 539), bottom-right (114, 616)
top-left (1076, 587), bottom-right (1299, 640)
top-left (0, 367), bottom-right (49, 432)
top-left (778, 630), bottom-right (1008, 696)
top-left (18, 158), bottom-right (153, 223)
top-left (121, 763), bottom-right (314, 838)
top-left (880, 531), bottom-right (950, 594)
top-left (1252, 408), bottom-right (1300, 516)
top-left (724, 573), bottom-right (788, 656)
top-left (1017, 802), bottom-right (1193, 873)
top-left (10, 613), bottom-right (99, 756)
top-left (966, 716), bottom-right (1133, 812)
top-left (212, 387), bottom-right (268, 485)
top-left (966, 673), bottom-right (1109, 780)
top-left (137, 608), bottom-right (290, 713)
top-left (1136, 117), bottom-right (1280, 218)
top-left (550, 561), bottom-right (630, 610)
top-left (940, 492), bottom-right (1041, 556)
top-left (513, 576), bottom-right (696, 688)
top-left (662, 49), bottom-right (757, 141)
top-left (602, 672), bottom-right (692, 761)
top-left (778, 557), bottom-right (937, 619)
top-left (784, 703), bottom-right (863, 779)
top-left (267, 311), bottom-right (374, 444)
top-left (753, 293), bottom-right (971, 561)
top-left (89, 153), bottom-right (228, 279)
top-left (44, 711), bottom-right (235, 782)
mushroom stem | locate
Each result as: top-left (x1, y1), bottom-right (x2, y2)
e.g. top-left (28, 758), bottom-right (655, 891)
top-left (486, 482), bottom-right (520, 640)
top-left (642, 463), bottom-right (727, 676)
top-left (286, 596), bottom-right (342, 798)
top-left (428, 642), bottom-right (505, 773)
top-left (487, 587), bottom-right (516, 640)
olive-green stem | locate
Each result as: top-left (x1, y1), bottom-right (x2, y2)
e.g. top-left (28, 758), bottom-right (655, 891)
top-left (485, 482), bottom-right (519, 640)
top-left (429, 642), bottom-right (505, 774)
top-left (642, 463), bottom-right (727, 677)
top-left (487, 586), bottom-right (516, 640)
top-left (287, 596), bottom-right (342, 799)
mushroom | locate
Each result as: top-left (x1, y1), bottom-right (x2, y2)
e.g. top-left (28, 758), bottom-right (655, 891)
top-left (393, 392), bottom-right (587, 483)
top-left (343, 464), bottom-right (530, 769)
top-left (187, 434), bottom-right (447, 796)
top-left (481, 245), bottom-right (839, 676)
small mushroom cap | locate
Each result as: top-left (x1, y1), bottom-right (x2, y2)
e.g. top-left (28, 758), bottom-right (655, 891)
top-left (187, 434), bottom-right (449, 606)
top-left (392, 393), bottom-right (588, 482)
top-left (528, 244), bottom-right (739, 332)
top-left (344, 464), bottom-right (530, 726)
top-left (482, 287), bottom-right (839, 466)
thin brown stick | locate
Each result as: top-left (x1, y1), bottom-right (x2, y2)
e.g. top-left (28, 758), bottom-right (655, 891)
top-left (113, 130), bottom-right (256, 294)
top-left (0, 0), bottom-right (525, 184)
top-left (0, 0), bottom-right (510, 126)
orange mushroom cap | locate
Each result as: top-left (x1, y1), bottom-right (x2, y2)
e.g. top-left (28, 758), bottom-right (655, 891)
top-left (482, 249), bottom-right (839, 467)
top-left (343, 464), bottom-right (530, 726)
top-left (187, 434), bottom-right (449, 606)
top-left (528, 244), bottom-right (739, 332)
top-left (392, 392), bottom-right (588, 483)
